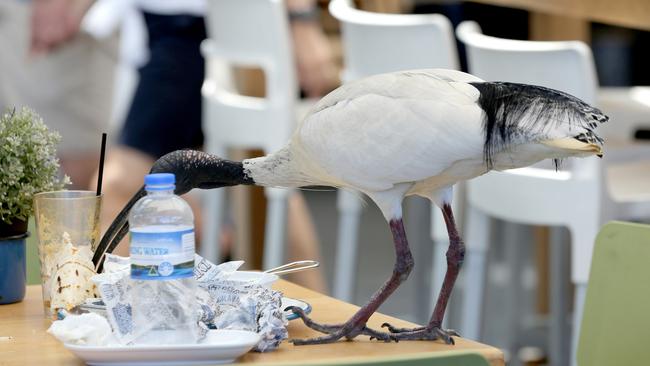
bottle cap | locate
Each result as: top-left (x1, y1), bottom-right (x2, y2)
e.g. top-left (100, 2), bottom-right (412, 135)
top-left (144, 173), bottom-right (175, 191)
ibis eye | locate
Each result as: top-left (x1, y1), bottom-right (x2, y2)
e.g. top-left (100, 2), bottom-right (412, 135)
top-left (574, 133), bottom-right (590, 144)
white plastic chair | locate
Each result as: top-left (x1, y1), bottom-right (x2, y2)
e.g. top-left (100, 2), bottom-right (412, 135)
top-left (456, 20), bottom-right (650, 365)
top-left (328, 0), bottom-right (459, 302)
top-left (201, 0), bottom-right (297, 269)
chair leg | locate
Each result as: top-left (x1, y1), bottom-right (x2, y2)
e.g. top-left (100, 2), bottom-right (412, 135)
top-left (431, 186), bottom-right (465, 328)
top-left (503, 222), bottom-right (527, 360)
top-left (571, 283), bottom-right (587, 366)
top-left (263, 187), bottom-right (289, 270)
top-left (201, 139), bottom-right (227, 263)
top-left (431, 207), bottom-right (449, 328)
top-left (459, 206), bottom-right (490, 340)
top-left (404, 197), bottom-right (433, 323)
top-left (201, 188), bottom-right (225, 263)
top-left (333, 189), bottom-right (363, 302)
top-left (568, 219), bottom-right (599, 366)
top-left (550, 227), bottom-right (571, 366)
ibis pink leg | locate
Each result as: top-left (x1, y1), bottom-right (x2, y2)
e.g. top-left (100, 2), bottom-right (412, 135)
top-left (381, 203), bottom-right (464, 344)
top-left (288, 218), bottom-right (414, 345)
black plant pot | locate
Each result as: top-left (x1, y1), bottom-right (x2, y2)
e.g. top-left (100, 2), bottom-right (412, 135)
top-left (0, 219), bottom-right (28, 238)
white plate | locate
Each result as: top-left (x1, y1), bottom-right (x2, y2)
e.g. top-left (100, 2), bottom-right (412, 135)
top-left (64, 329), bottom-right (261, 366)
top-left (227, 271), bottom-right (279, 287)
top-left (282, 297), bottom-right (311, 321)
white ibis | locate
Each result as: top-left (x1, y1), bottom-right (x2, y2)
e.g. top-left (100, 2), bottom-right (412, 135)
top-left (94, 69), bottom-right (606, 345)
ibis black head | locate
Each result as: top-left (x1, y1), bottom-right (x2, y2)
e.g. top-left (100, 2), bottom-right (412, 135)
top-left (92, 150), bottom-right (254, 272)
top-left (469, 81), bottom-right (607, 168)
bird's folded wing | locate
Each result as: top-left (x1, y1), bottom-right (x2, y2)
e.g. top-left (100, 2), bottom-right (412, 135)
top-left (295, 71), bottom-right (487, 191)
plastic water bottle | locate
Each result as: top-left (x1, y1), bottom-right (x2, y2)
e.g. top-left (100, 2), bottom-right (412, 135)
top-left (129, 173), bottom-right (198, 344)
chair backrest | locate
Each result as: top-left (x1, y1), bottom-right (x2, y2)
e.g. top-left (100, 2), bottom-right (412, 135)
top-left (202, 0), bottom-right (296, 153)
top-left (456, 21), bottom-right (597, 104)
top-left (577, 221), bottom-right (650, 366)
top-left (329, 0), bottom-right (459, 82)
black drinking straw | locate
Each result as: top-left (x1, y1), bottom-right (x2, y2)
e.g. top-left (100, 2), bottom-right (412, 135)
top-left (96, 133), bottom-right (107, 196)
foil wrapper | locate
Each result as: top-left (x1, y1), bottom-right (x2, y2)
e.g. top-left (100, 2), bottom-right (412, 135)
top-left (195, 257), bottom-right (288, 352)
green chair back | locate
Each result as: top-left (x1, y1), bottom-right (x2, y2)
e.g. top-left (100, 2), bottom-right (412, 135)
top-left (577, 221), bottom-right (650, 366)
top-left (253, 352), bottom-right (490, 366)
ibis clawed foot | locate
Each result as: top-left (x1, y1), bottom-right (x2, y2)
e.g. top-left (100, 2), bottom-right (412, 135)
top-left (286, 306), bottom-right (398, 344)
top-left (286, 308), bottom-right (460, 345)
top-left (381, 323), bottom-right (459, 345)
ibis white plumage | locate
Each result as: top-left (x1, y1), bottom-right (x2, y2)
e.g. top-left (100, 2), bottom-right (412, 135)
top-left (94, 69), bottom-right (606, 345)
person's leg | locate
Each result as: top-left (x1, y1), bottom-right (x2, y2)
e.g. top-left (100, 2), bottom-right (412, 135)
top-left (92, 13), bottom-right (207, 253)
top-left (60, 152), bottom-right (101, 189)
top-left (91, 146), bottom-right (154, 256)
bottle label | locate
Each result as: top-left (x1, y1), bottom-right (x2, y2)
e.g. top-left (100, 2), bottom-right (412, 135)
top-left (130, 227), bottom-right (195, 280)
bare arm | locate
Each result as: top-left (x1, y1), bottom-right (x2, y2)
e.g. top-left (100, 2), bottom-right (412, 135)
top-left (30, 0), bottom-right (94, 54)
top-left (287, 0), bottom-right (338, 97)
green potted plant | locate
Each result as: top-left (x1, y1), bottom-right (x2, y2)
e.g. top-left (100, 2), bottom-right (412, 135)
top-left (0, 108), bottom-right (68, 304)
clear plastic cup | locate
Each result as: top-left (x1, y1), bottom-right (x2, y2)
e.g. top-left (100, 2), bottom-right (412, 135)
top-left (33, 190), bottom-right (102, 318)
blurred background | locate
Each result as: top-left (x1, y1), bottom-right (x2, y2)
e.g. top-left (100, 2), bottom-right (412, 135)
top-left (2, 0), bottom-right (650, 365)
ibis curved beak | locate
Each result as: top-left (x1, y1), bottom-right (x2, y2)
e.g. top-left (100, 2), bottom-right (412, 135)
top-left (541, 138), bottom-right (603, 158)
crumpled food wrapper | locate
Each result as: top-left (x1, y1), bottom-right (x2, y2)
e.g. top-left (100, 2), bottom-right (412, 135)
top-left (194, 256), bottom-right (288, 352)
top-left (43, 232), bottom-right (99, 314)
top-left (91, 254), bottom-right (138, 344)
top-left (89, 254), bottom-right (288, 351)
top-left (48, 312), bottom-right (117, 346)
top-left (198, 282), bottom-right (287, 351)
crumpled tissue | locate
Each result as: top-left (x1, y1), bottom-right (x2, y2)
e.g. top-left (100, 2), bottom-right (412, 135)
top-left (48, 312), bottom-right (117, 346)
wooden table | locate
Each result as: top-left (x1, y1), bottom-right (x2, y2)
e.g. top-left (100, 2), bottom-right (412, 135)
top-left (0, 282), bottom-right (504, 365)
top-left (470, 0), bottom-right (650, 32)
top-left (468, 0), bottom-right (650, 42)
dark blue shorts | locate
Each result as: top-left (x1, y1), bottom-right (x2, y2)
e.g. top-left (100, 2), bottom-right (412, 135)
top-left (119, 13), bottom-right (207, 159)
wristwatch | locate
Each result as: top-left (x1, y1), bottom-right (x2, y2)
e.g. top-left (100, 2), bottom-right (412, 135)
top-left (288, 7), bottom-right (320, 22)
